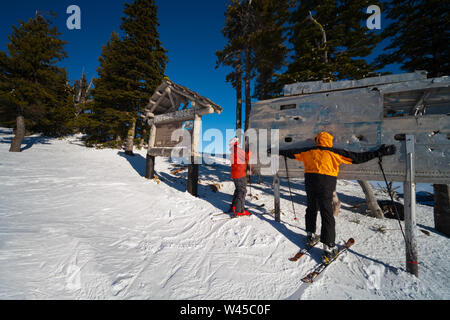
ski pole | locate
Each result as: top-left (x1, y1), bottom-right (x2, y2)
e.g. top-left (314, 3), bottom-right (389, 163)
top-left (378, 156), bottom-right (417, 265)
top-left (284, 155), bottom-right (298, 220)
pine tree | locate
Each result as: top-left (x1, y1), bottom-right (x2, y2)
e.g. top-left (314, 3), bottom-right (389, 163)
top-left (281, 0), bottom-right (382, 84)
top-left (216, 0), bottom-right (246, 134)
top-left (91, 0), bottom-right (168, 154)
top-left (0, 51), bottom-right (16, 128)
top-left (252, 0), bottom-right (291, 100)
top-left (89, 32), bottom-right (130, 146)
top-left (376, 0), bottom-right (449, 77)
top-left (218, 0), bottom-right (291, 132)
top-left (119, 0), bottom-right (168, 155)
top-left (0, 14), bottom-right (70, 152)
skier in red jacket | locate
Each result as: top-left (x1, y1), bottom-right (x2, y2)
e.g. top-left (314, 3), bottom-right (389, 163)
top-left (229, 137), bottom-right (252, 216)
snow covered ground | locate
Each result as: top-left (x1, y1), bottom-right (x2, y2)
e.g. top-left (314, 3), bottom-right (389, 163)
top-left (0, 128), bottom-right (448, 300)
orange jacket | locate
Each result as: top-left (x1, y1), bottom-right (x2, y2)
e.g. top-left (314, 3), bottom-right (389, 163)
top-left (280, 132), bottom-right (382, 178)
top-left (230, 144), bottom-right (252, 179)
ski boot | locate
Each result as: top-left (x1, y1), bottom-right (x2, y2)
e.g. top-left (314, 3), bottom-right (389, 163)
top-left (322, 243), bottom-right (339, 264)
top-left (306, 232), bottom-right (320, 248)
top-left (236, 210), bottom-right (251, 217)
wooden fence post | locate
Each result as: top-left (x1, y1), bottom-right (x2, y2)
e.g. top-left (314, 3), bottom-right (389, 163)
top-left (433, 184), bottom-right (450, 237)
top-left (145, 124), bottom-right (157, 179)
top-left (404, 134), bottom-right (419, 277)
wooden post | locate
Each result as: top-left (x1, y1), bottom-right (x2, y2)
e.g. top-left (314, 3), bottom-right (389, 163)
top-left (187, 112), bottom-right (201, 196)
top-left (145, 124), bottom-right (156, 179)
top-left (146, 155), bottom-right (155, 179)
top-left (433, 184), bottom-right (450, 237)
top-left (187, 156), bottom-right (199, 196)
top-left (273, 173), bottom-right (281, 222)
top-left (404, 134), bottom-right (419, 277)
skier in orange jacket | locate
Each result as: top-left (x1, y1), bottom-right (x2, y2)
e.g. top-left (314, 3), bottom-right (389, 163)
top-left (229, 137), bottom-right (252, 216)
top-left (279, 131), bottom-right (396, 262)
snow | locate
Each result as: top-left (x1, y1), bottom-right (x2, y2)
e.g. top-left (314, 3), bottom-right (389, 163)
top-left (0, 127), bottom-right (449, 300)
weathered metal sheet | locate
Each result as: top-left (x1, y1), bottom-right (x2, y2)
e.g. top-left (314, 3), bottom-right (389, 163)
top-left (250, 74), bottom-right (450, 183)
top-left (283, 71), bottom-right (427, 96)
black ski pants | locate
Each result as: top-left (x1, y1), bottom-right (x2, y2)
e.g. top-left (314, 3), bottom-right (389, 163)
top-left (304, 173), bottom-right (337, 246)
top-left (232, 176), bottom-right (247, 213)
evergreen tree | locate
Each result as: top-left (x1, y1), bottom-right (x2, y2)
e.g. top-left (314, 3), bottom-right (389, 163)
top-left (252, 0), bottom-right (291, 100)
top-left (216, 0), bottom-right (246, 134)
top-left (91, 0), bottom-right (168, 154)
top-left (120, 0), bottom-right (167, 154)
top-left (88, 32), bottom-right (130, 146)
top-left (376, 0), bottom-right (449, 77)
top-left (218, 0), bottom-right (291, 132)
top-left (281, 0), bottom-right (382, 85)
top-left (0, 14), bottom-right (70, 152)
top-left (0, 51), bottom-right (16, 128)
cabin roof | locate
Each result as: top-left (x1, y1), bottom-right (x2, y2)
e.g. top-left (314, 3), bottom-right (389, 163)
top-left (143, 79), bottom-right (222, 117)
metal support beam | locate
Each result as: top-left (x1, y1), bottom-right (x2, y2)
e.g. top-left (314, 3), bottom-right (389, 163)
top-left (404, 134), bottom-right (419, 277)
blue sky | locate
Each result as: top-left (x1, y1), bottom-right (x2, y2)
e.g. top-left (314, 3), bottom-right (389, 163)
top-left (0, 1), bottom-right (402, 153)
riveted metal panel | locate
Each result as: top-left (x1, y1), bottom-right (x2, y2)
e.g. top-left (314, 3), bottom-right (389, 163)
top-left (250, 74), bottom-right (450, 183)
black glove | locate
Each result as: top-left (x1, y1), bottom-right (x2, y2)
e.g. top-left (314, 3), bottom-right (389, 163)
top-left (377, 144), bottom-right (396, 157)
top-left (279, 149), bottom-right (296, 159)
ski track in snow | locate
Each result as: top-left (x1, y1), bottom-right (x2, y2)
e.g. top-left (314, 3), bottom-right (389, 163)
top-left (0, 128), bottom-right (449, 300)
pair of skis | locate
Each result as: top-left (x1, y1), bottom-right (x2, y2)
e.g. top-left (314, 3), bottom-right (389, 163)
top-left (288, 237), bottom-right (321, 262)
top-left (289, 238), bottom-right (355, 283)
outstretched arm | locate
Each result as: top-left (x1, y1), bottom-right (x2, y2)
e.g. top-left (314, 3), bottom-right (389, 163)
top-left (331, 144), bottom-right (396, 164)
top-left (278, 147), bottom-right (313, 160)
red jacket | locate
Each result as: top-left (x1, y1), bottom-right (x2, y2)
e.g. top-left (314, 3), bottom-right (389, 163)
top-left (230, 144), bottom-right (252, 179)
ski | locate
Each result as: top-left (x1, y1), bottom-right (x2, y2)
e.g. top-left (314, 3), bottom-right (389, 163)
top-left (301, 238), bottom-right (355, 283)
top-left (212, 211), bottom-right (233, 216)
top-left (288, 238), bottom-right (320, 262)
top-left (211, 212), bottom-right (253, 222)
top-left (248, 203), bottom-right (265, 208)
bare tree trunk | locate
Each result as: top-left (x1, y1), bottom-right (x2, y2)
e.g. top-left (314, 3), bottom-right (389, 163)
top-left (9, 115), bottom-right (25, 152)
top-left (236, 51), bottom-right (243, 135)
top-left (124, 118), bottom-right (136, 156)
top-left (357, 180), bottom-right (384, 218)
top-left (308, 11), bottom-right (327, 64)
top-left (115, 134), bottom-right (123, 150)
top-left (244, 46), bottom-right (251, 133)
